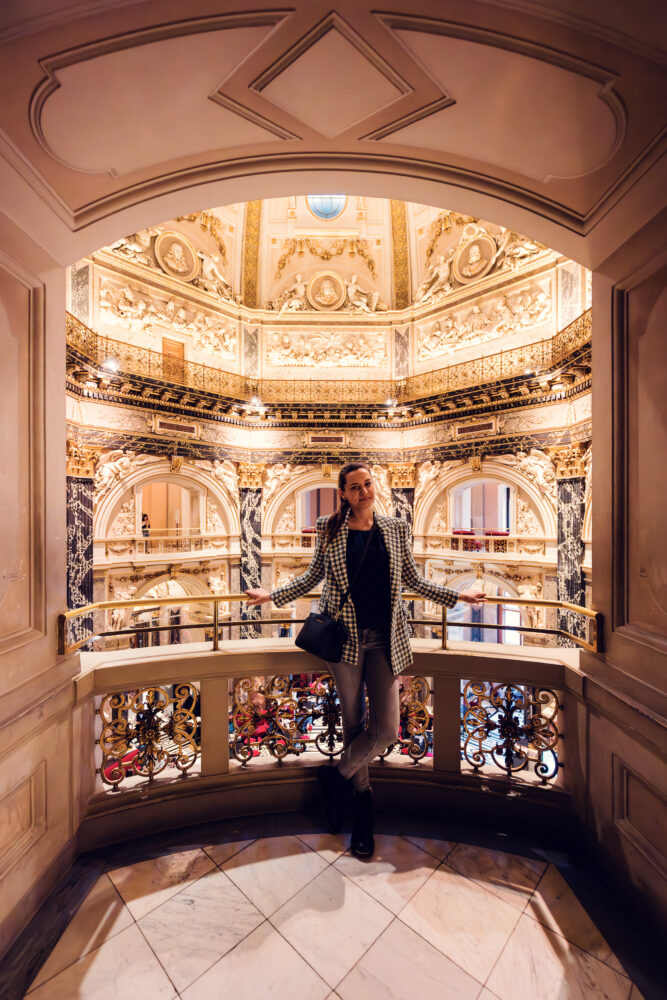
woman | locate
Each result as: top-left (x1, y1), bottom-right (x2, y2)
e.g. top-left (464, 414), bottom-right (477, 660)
top-left (246, 462), bottom-right (486, 858)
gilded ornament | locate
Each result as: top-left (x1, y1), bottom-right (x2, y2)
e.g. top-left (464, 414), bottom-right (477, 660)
top-left (238, 463), bottom-right (265, 489)
top-left (388, 464), bottom-right (415, 488)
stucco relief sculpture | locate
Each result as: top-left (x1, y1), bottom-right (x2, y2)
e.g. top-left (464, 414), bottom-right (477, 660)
top-left (155, 232), bottom-right (199, 282)
top-left (344, 274), bottom-right (386, 313)
top-left (275, 501), bottom-right (296, 534)
top-left (497, 450), bottom-right (558, 508)
top-left (194, 459), bottom-right (239, 504)
top-left (517, 498), bottom-right (542, 535)
top-left (429, 501), bottom-right (448, 533)
top-left (110, 583), bottom-right (137, 630)
top-left (265, 330), bottom-right (387, 368)
top-left (415, 252), bottom-right (455, 304)
top-left (414, 459), bottom-right (462, 503)
top-left (208, 574), bottom-right (228, 596)
top-left (263, 463), bottom-right (315, 504)
top-left (107, 228), bottom-right (159, 268)
top-left (110, 498), bottom-right (135, 536)
top-left (206, 499), bottom-right (226, 538)
top-left (306, 272), bottom-right (346, 311)
top-left (492, 290), bottom-right (551, 334)
top-left (271, 274), bottom-right (308, 313)
top-left (370, 465), bottom-right (392, 511)
top-left (194, 253), bottom-right (234, 300)
top-left (94, 450), bottom-right (152, 497)
top-left (516, 579), bottom-right (544, 628)
top-left (99, 279), bottom-right (238, 354)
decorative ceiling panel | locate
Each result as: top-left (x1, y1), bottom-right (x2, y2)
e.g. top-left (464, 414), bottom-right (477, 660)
top-left (37, 26), bottom-right (283, 175)
top-left (256, 20), bottom-right (409, 137)
top-left (382, 29), bottom-right (622, 182)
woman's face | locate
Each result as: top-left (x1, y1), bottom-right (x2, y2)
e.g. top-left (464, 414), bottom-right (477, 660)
top-left (339, 467), bottom-right (375, 516)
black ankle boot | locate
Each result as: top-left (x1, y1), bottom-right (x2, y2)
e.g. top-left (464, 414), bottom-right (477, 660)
top-left (351, 789), bottom-right (375, 858)
top-left (318, 764), bottom-right (348, 834)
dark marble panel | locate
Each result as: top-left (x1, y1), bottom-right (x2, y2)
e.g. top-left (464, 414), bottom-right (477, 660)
top-left (243, 326), bottom-right (259, 379)
top-left (392, 487), bottom-right (414, 528)
top-left (66, 476), bottom-right (94, 644)
top-left (558, 261), bottom-right (581, 329)
top-left (556, 476), bottom-right (585, 644)
top-left (393, 326), bottom-right (410, 380)
top-left (240, 488), bottom-right (262, 638)
top-left (70, 264), bottom-right (90, 324)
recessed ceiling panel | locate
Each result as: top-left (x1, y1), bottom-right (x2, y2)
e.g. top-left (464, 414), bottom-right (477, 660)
top-left (259, 28), bottom-right (405, 137)
top-left (39, 27), bottom-right (281, 175)
top-left (382, 30), bottom-right (621, 182)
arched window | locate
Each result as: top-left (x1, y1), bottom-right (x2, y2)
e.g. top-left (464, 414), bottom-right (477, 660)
top-left (452, 480), bottom-right (511, 533)
top-left (448, 577), bottom-right (521, 645)
top-left (300, 486), bottom-right (337, 529)
top-left (306, 194), bottom-right (347, 221)
top-left (141, 481), bottom-right (203, 536)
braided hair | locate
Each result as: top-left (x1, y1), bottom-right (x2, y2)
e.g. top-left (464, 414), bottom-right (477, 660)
top-left (323, 462), bottom-right (371, 549)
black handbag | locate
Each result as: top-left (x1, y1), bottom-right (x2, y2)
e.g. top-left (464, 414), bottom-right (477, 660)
top-left (295, 521), bottom-right (376, 663)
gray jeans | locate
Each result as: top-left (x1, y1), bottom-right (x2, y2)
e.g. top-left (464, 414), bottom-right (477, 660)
top-left (328, 628), bottom-right (400, 792)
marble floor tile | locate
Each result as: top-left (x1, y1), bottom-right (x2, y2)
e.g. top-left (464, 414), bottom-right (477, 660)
top-left (107, 848), bottom-right (215, 921)
top-left (337, 917), bottom-right (482, 1000)
top-left (221, 834), bottom-right (328, 916)
top-left (334, 834), bottom-right (439, 914)
top-left (400, 833), bottom-right (455, 862)
top-left (271, 865), bottom-right (394, 988)
top-left (297, 831), bottom-right (349, 863)
top-left (138, 868), bottom-right (264, 993)
top-left (487, 912), bottom-right (632, 1000)
top-left (399, 862), bottom-right (520, 982)
top-left (446, 843), bottom-right (546, 911)
top-left (28, 874), bottom-right (134, 992)
top-left (180, 920), bottom-right (329, 1000)
top-left (26, 924), bottom-right (174, 1000)
top-left (527, 864), bottom-right (626, 973)
top-left (203, 837), bottom-right (256, 866)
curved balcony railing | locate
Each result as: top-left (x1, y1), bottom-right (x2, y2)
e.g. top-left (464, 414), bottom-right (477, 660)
top-left (95, 533), bottom-right (228, 558)
top-left (66, 309), bottom-right (591, 406)
top-left (59, 592), bottom-right (601, 658)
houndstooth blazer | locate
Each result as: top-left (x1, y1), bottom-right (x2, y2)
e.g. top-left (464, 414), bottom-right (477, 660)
top-left (270, 510), bottom-right (460, 676)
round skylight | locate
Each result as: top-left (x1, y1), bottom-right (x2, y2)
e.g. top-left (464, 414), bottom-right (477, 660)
top-left (306, 195), bottom-right (347, 221)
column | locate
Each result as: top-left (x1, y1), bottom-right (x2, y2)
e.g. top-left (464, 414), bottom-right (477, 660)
top-left (238, 463), bottom-right (264, 638)
top-left (553, 446), bottom-right (587, 645)
top-left (66, 442), bottom-right (97, 646)
top-left (389, 464), bottom-right (416, 620)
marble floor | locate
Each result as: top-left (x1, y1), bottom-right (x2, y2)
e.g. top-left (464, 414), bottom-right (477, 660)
top-left (20, 829), bottom-right (650, 1000)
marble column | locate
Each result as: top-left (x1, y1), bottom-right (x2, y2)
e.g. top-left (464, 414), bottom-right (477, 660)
top-left (555, 449), bottom-right (587, 645)
top-left (66, 467), bottom-right (95, 646)
top-left (389, 464), bottom-right (416, 621)
top-left (238, 463), bottom-right (264, 638)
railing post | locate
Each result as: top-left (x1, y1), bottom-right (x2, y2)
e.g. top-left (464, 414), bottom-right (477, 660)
top-left (213, 600), bottom-right (219, 651)
top-left (200, 677), bottom-right (229, 776)
top-left (57, 613), bottom-right (67, 656)
top-left (432, 675), bottom-right (461, 774)
top-left (441, 604), bottom-right (447, 649)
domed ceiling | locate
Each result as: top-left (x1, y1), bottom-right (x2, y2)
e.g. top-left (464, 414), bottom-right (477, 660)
top-left (70, 195), bottom-right (589, 405)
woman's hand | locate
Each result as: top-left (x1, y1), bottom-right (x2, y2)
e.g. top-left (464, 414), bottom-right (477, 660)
top-left (245, 588), bottom-right (271, 607)
top-left (459, 587), bottom-right (487, 606)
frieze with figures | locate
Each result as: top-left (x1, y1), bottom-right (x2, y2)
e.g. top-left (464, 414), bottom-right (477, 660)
top-left (265, 327), bottom-right (389, 368)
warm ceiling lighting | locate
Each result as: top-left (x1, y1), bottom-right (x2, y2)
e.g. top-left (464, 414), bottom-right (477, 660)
top-left (101, 358), bottom-right (120, 372)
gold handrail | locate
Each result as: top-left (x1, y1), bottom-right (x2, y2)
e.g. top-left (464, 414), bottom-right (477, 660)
top-left (58, 592), bottom-right (602, 657)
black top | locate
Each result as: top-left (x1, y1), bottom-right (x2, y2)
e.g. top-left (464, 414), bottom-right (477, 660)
top-left (346, 527), bottom-right (392, 634)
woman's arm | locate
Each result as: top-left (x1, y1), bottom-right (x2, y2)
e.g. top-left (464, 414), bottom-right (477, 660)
top-left (398, 520), bottom-right (486, 607)
top-left (246, 516), bottom-right (327, 607)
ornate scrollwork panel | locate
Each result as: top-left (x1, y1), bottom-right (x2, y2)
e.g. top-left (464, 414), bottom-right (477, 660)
top-left (379, 676), bottom-right (433, 763)
top-left (229, 674), bottom-right (343, 764)
top-left (98, 683), bottom-right (199, 789)
top-left (461, 681), bottom-right (560, 783)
